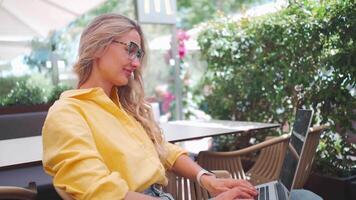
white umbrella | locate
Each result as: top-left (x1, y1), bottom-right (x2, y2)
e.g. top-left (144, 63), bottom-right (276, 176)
top-left (0, 0), bottom-right (106, 62)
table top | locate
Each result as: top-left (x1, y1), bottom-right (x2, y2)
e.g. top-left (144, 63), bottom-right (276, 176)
top-left (0, 136), bottom-right (42, 168)
top-left (164, 120), bottom-right (279, 142)
top-left (0, 120), bottom-right (279, 168)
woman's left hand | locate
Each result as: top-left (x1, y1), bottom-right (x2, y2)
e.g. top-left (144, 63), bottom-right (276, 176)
top-left (200, 175), bottom-right (258, 198)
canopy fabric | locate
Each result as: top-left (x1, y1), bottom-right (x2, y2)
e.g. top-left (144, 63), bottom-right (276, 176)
top-left (0, 0), bottom-right (106, 61)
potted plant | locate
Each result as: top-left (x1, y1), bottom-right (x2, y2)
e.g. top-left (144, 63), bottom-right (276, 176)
top-left (0, 79), bottom-right (49, 114)
top-left (305, 130), bottom-right (356, 200)
top-left (0, 78), bottom-right (72, 114)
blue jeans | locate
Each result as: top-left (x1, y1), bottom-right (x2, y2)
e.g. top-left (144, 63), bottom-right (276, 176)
top-left (143, 185), bottom-right (175, 200)
top-left (290, 189), bottom-right (323, 200)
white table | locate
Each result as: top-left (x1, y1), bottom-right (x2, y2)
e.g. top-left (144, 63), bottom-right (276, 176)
top-left (164, 120), bottom-right (279, 142)
top-left (0, 136), bottom-right (42, 168)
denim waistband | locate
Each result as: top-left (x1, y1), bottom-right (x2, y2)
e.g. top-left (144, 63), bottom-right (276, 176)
top-left (143, 184), bottom-right (175, 200)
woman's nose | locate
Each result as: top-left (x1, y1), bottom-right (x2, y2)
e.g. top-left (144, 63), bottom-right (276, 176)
top-left (131, 57), bottom-right (140, 69)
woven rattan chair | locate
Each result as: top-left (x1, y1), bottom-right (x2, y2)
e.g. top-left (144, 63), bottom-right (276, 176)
top-left (196, 134), bottom-right (291, 187)
top-left (0, 182), bottom-right (37, 200)
top-left (164, 170), bottom-right (231, 200)
top-left (197, 109), bottom-right (317, 187)
top-left (290, 124), bottom-right (329, 189)
top-left (55, 170), bottom-right (230, 200)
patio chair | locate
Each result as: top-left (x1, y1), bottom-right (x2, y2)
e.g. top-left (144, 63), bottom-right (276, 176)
top-left (197, 109), bottom-right (315, 187)
top-left (163, 170), bottom-right (231, 200)
top-left (55, 170), bottom-right (230, 200)
top-left (0, 182), bottom-right (37, 200)
top-left (196, 133), bottom-right (291, 187)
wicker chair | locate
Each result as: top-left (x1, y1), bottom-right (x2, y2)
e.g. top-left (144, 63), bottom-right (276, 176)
top-left (196, 125), bottom-right (328, 193)
top-left (164, 170), bottom-right (231, 200)
top-left (55, 170), bottom-right (230, 200)
top-left (0, 182), bottom-right (37, 200)
top-left (196, 134), bottom-right (291, 187)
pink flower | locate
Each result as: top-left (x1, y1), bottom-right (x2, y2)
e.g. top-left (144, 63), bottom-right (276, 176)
top-left (177, 29), bottom-right (189, 59)
top-left (178, 44), bottom-right (186, 59)
top-left (178, 30), bottom-right (190, 41)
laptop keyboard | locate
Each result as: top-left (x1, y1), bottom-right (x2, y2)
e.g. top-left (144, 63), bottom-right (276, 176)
top-left (275, 182), bottom-right (287, 200)
top-left (255, 182), bottom-right (287, 200)
top-left (255, 185), bottom-right (269, 200)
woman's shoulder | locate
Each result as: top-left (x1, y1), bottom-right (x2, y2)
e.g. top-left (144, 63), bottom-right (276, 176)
top-left (48, 88), bottom-right (100, 113)
top-left (47, 97), bottom-right (84, 119)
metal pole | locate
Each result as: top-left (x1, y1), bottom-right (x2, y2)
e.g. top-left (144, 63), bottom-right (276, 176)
top-left (171, 25), bottom-right (183, 120)
top-left (50, 53), bottom-right (59, 85)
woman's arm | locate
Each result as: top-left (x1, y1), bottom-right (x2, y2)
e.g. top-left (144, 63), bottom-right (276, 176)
top-left (170, 154), bottom-right (202, 180)
top-left (170, 154), bottom-right (257, 198)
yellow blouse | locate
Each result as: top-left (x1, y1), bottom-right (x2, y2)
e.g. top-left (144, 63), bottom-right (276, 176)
top-left (42, 87), bottom-right (187, 200)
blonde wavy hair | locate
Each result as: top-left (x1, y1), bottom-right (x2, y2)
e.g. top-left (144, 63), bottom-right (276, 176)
top-left (73, 13), bottom-right (167, 161)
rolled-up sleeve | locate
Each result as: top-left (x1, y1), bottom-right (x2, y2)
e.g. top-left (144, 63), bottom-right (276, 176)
top-left (42, 102), bottom-right (129, 200)
top-left (162, 142), bottom-right (188, 170)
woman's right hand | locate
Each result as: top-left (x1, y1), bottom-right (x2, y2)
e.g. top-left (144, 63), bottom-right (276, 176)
top-left (200, 175), bottom-right (257, 198)
top-left (214, 186), bottom-right (257, 200)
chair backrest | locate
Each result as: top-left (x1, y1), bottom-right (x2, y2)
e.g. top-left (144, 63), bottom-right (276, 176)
top-left (246, 135), bottom-right (290, 185)
top-left (0, 111), bottom-right (47, 140)
top-left (164, 171), bottom-right (198, 200)
top-left (196, 134), bottom-right (290, 186)
top-left (163, 170), bottom-right (232, 200)
top-left (0, 186), bottom-right (37, 200)
top-left (291, 124), bottom-right (329, 189)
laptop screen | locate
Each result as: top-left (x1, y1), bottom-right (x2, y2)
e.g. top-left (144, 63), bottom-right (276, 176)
top-left (280, 109), bottom-right (313, 190)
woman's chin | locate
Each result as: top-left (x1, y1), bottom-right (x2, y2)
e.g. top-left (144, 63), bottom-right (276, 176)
top-left (114, 77), bottom-right (129, 87)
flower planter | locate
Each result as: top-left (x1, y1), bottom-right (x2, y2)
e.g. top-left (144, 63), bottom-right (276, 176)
top-left (305, 172), bottom-right (356, 200)
top-left (0, 104), bottom-right (52, 115)
top-left (0, 104), bottom-right (52, 140)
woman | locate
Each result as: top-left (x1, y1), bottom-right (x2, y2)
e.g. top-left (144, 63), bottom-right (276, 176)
top-left (42, 14), bottom-right (257, 200)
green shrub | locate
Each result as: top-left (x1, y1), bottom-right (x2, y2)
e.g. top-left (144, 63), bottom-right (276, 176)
top-left (197, 0), bottom-right (355, 177)
top-left (47, 84), bottom-right (72, 103)
top-left (315, 130), bottom-right (356, 177)
top-left (0, 76), bottom-right (29, 98)
top-left (1, 80), bottom-right (45, 106)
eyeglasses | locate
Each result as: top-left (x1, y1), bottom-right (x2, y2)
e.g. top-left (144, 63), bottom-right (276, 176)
top-left (112, 40), bottom-right (145, 62)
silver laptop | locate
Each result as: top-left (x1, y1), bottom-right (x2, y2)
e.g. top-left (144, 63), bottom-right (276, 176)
top-left (254, 109), bottom-right (314, 200)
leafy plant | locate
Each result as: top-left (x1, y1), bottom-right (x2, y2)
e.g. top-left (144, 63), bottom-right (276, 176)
top-left (47, 84), bottom-right (72, 103)
top-left (197, 0), bottom-right (355, 177)
top-left (0, 80), bottom-right (45, 106)
top-left (315, 130), bottom-right (356, 177)
top-left (0, 76), bottom-right (29, 99)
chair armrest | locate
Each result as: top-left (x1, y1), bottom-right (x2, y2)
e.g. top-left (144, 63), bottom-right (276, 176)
top-left (200, 134), bottom-right (290, 157)
top-left (309, 124), bottom-right (330, 134)
top-left (0, 186), bottom-right (37, 200)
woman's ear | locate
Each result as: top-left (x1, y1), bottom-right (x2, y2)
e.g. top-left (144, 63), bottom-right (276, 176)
top-left (94, 44), bottom-right (110, 58)
top-left (94, 48), bottom-right (105, 58)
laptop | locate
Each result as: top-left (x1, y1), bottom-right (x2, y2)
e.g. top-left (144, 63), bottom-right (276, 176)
top-left (254, 109), bottom-right (314, 200)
